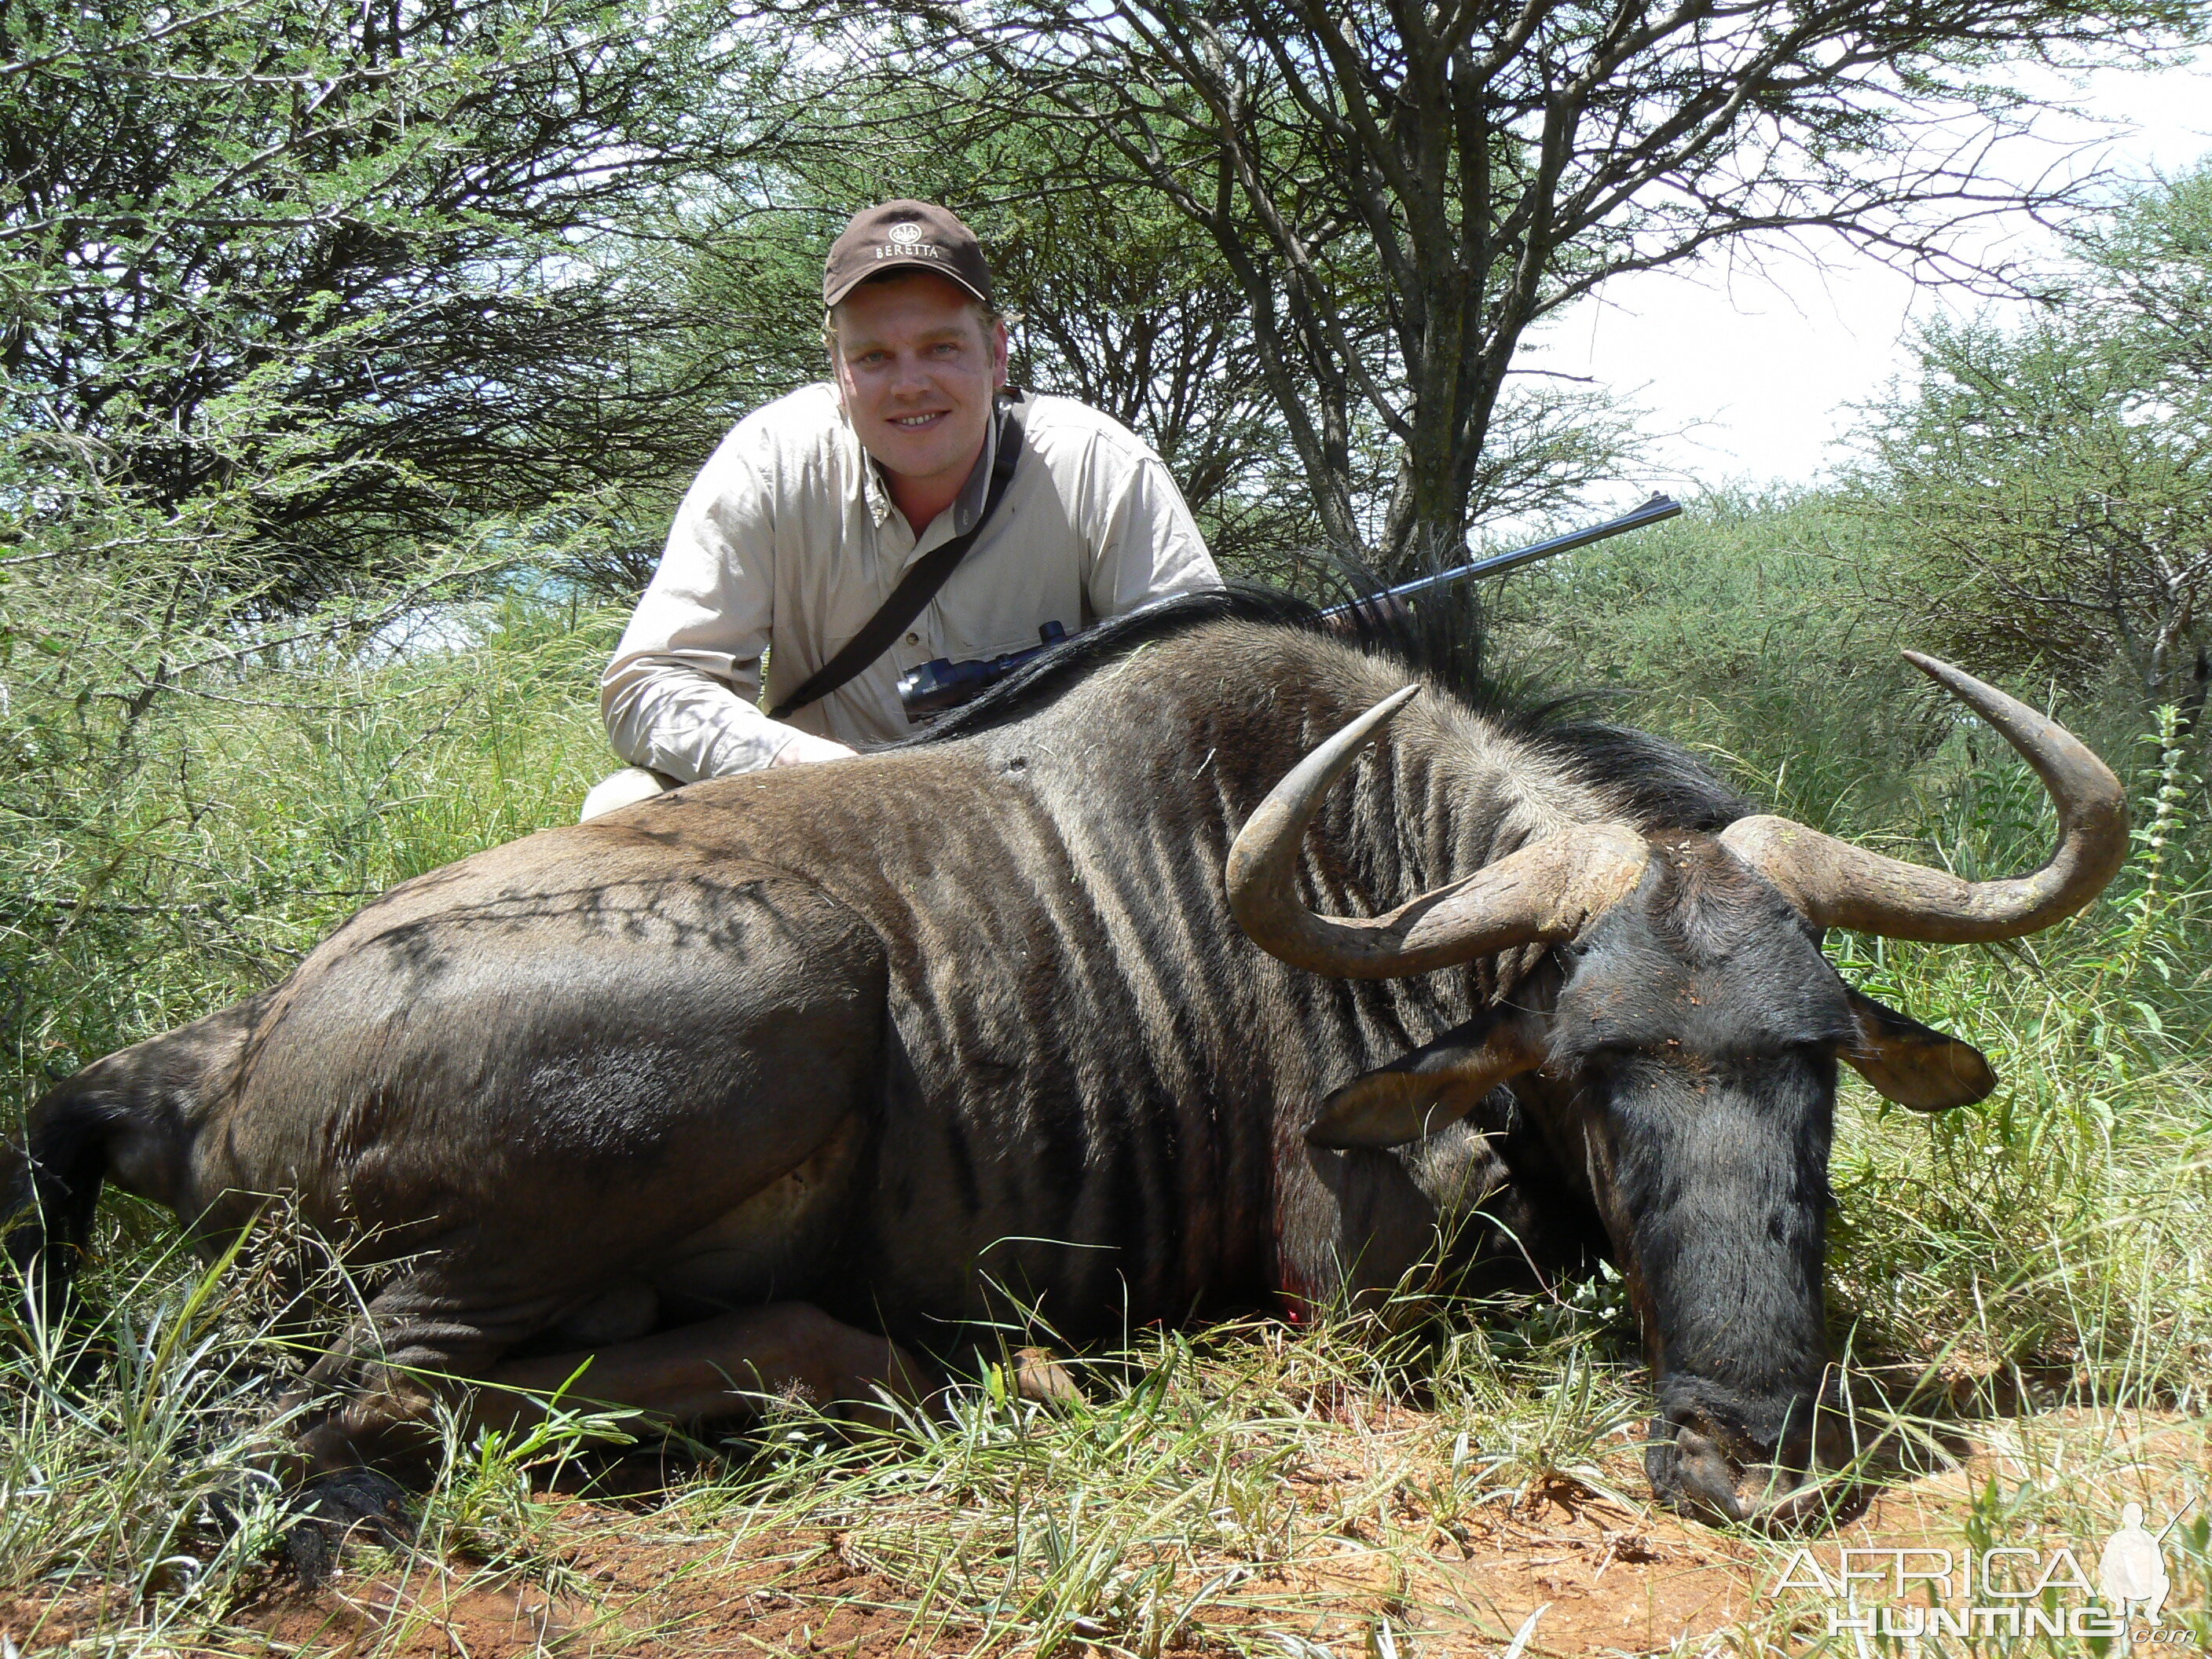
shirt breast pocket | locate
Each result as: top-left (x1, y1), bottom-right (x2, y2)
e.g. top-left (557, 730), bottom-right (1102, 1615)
top-left (950, 621), bottom-right (1071, 664)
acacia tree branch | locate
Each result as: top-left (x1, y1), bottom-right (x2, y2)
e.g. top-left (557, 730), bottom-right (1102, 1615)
top-left (808, 0), bottom-right (2203, 567)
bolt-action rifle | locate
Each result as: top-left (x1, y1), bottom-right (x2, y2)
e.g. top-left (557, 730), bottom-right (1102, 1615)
top-left (895, 492), bottom-right (1683, 723)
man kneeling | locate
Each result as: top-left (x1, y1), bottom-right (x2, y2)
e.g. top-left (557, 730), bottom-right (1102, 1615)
top-left (583, 199), bottom-right (1220, 819)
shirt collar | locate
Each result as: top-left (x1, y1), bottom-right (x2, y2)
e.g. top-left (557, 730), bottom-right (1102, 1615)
top-left (945, 405), bottom-right (999, 536)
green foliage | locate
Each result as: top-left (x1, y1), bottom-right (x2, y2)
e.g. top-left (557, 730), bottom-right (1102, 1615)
top-left (0, 1225), bottom-right (304, 1617)
top-left (1492, 489), bottom-right (1938, 830)
top-left (0, 0), bottom-right (789, 602)
top-left (0, 591), bottom-right (623, 1103)
top-left (822, 0), bottom-right (2211, 569)
top-left (1844, 165), bottom-right (2212, 738)
top-left (0, 0), bottom-right (802, 1099)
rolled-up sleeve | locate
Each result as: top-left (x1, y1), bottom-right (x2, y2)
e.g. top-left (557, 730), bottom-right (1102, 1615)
top-left (1087, 449), bottom-right (1221, 618)
top-left (600, 439), bottom-right (790, 779)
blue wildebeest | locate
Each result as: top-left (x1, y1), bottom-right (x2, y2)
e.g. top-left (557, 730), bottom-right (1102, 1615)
top-left (3, 589), bottom-right (2125, 1545)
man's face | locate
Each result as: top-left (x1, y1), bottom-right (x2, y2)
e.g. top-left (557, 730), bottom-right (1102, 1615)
top-left (832, 272), bottom-right (1009, 493)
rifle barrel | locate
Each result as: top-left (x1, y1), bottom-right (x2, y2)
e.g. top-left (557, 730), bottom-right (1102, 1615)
top-left (1325, 493), bottom-right (1682, 614)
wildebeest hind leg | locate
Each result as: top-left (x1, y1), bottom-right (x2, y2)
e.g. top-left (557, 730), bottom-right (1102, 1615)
top-left (478, 1302), bottom-right (935, 1435)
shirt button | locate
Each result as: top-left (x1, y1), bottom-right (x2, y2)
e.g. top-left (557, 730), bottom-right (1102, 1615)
top-left (905, 632), bottom-right (920, 645)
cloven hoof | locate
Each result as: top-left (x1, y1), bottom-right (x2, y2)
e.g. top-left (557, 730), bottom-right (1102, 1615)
top-left (281, 1467), bottom-right (416, 1588)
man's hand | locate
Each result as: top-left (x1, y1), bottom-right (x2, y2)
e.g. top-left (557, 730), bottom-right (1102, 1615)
top-left (771, 731), bottom-right (860, 767)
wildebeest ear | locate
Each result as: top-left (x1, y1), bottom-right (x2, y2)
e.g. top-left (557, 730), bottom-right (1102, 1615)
top-left (1841, 986), bottom-right (1996, 1112)
top-left (1308, 1011), bottom-right (1544, 1149)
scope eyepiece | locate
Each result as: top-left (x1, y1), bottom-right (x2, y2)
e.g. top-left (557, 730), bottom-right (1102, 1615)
top-left (897, 621), bottom-right (1070, 722)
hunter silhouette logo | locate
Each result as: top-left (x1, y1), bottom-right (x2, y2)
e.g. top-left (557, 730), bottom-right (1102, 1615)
top-left (2100, 1503), bottom-right (2171, 1625)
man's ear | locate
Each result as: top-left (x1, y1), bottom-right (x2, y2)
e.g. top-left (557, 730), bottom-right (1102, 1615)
top-left (1842, 986), bottom-right (1996, 1112)
top-left (1308, 1010), bottom-right (1545, 1149)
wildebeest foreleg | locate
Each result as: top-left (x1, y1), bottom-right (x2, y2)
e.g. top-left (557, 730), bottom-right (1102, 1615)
top-left (278, 1273), bottom-right (565, 1480)
top-left (479, 1302), bottom-right (935, 1435)
top-left (265, 1272), bottom-right (565, 1582)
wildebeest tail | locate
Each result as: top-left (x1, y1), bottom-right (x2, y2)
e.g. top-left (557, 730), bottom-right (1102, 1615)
top-left (2, 1076), bottom-right (119, 1328)
top-left (3, 994), bottom-right (264, 1331)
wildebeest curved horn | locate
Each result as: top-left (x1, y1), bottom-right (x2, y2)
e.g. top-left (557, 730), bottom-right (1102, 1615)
top-left (1227, 687), bottom-right (1650, 978)
top-left (1718, 652), bottom-right (2130, 942)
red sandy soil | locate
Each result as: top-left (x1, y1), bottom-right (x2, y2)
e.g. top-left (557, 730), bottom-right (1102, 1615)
top-left (4, 1410), bottom-right (2203, 1657)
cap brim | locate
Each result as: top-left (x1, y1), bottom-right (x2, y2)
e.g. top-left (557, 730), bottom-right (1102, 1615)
top-left (825, 258), bottom-right (991, 309)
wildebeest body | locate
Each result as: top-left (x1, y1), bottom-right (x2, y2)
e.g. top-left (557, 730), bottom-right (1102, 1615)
top-left (5, 590), bottom-right (2126, 1526)
top-left (181, 619), bottom-right (1610, 1340)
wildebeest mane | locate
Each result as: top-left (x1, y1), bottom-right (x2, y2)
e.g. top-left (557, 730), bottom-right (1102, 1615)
top-left (1313, 556), bottom-right (1759, 833)
top-left (902, 577), bottom-right (1754, 835)
top-left (901, 577), bottom-right (1522, 744)
top-left (1526, 720), bottom-right (1756, 834)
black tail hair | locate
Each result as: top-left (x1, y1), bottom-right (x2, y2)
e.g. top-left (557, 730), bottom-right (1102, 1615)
top-left (2, 1080), bottom-right (115, 1331)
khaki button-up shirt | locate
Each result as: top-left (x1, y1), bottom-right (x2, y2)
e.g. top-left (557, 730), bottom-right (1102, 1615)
top-left (602, 383), bottom-right (1221, 777)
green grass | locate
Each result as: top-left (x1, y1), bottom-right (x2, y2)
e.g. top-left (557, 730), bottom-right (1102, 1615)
top-left (1, 592), bottom-right (623, 1087)
top-left (3, 514), bottom-right (2209, 1654)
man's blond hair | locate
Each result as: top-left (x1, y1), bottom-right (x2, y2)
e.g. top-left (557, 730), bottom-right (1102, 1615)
top-left (822, 268), bottom-right (1009, 358)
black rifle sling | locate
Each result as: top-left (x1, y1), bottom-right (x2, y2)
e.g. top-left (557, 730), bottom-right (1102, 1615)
top-left (767, 396), bottom-right (1027, 722)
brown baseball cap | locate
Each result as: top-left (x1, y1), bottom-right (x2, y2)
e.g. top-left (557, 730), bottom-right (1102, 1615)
top-left (822, 200), bottom-right (995, 309)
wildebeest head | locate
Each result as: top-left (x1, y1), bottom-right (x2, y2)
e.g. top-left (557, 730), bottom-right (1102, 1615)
top-left (1226, 653), bottom-right (2126, 1526)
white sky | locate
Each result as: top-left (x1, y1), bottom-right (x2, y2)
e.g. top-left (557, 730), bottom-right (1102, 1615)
top-left (1539, 57), bottom-right (2212, 503)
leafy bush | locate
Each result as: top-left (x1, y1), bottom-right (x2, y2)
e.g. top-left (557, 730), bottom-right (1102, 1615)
top-left (1842, 165), bottom-right (2212, 744)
